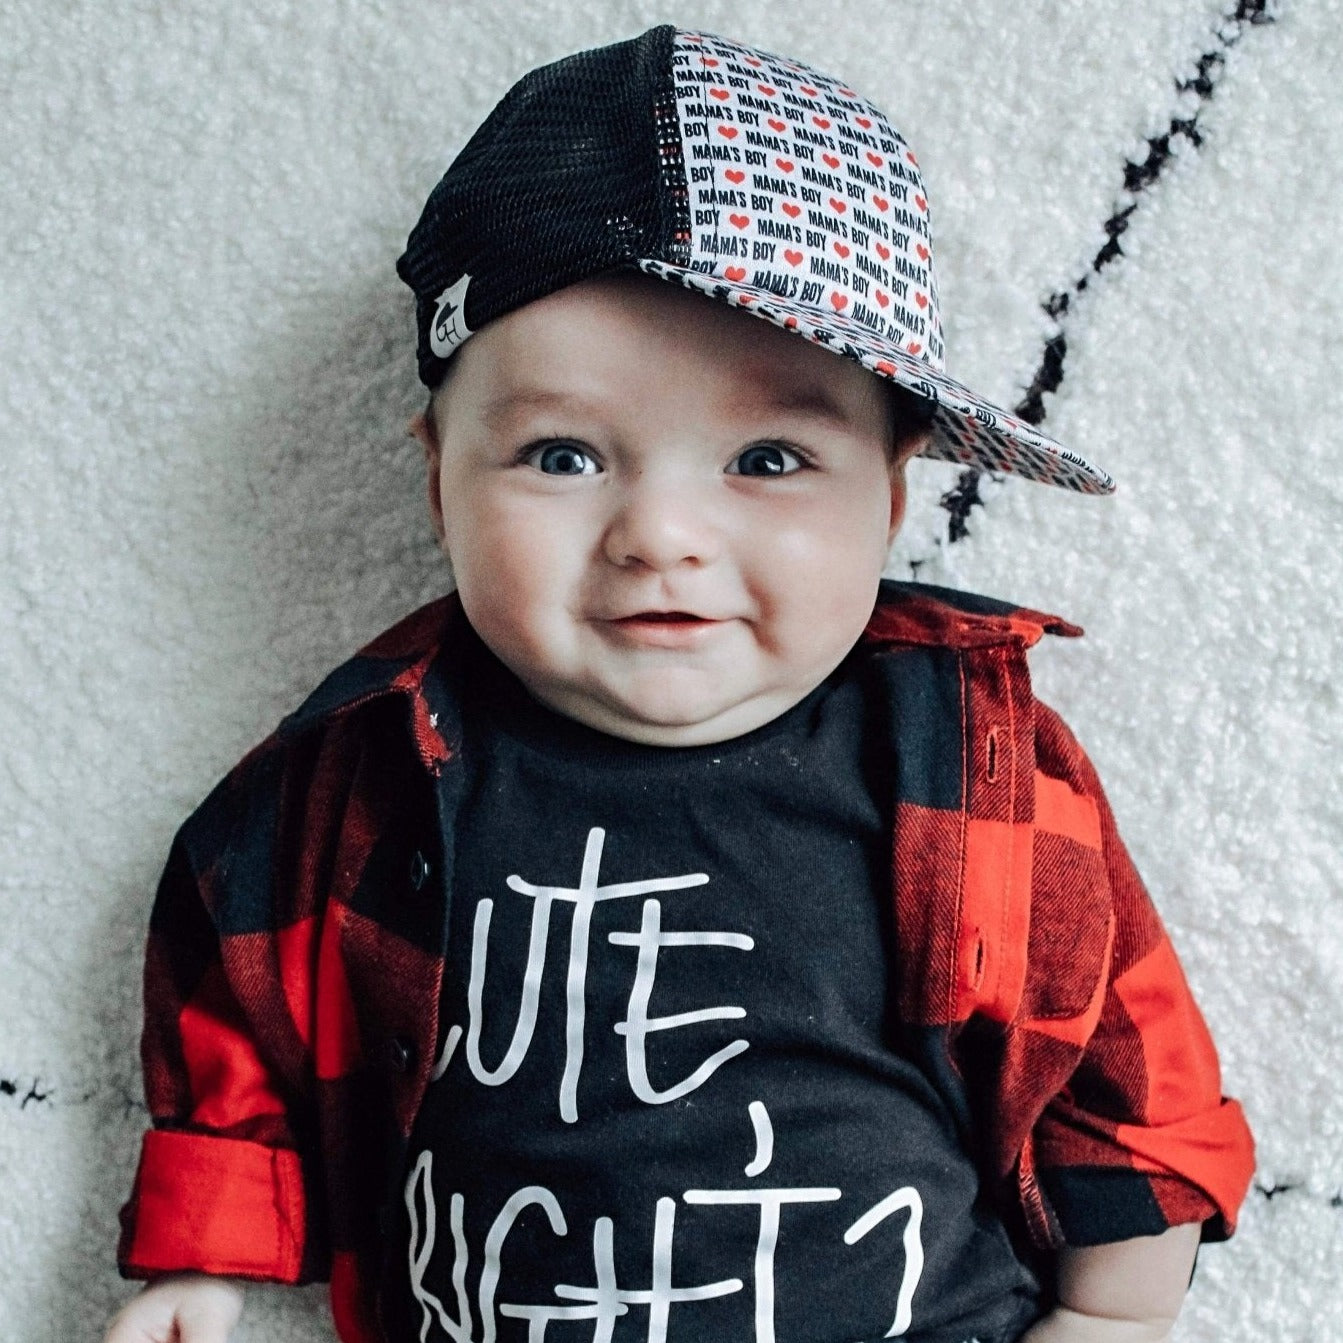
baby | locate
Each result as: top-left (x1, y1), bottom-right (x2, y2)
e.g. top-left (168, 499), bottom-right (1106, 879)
top-left (105, 25), bottom-right (1254, 1343)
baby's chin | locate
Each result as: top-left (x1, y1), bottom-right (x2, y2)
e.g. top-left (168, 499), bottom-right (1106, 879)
top-left (529, 672), bottom-right (814, 748)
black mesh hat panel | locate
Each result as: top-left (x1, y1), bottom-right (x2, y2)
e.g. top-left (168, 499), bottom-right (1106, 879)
top-left (396, 25), bottom-right (691, 390)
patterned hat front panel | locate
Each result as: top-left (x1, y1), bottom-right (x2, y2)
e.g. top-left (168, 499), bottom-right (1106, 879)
top-left (637, 29), bottom-right (1113, 495)
top-left (667, 29), bottom-right (945, 369)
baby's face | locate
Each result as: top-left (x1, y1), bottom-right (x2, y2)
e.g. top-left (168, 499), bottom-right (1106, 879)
top-left (412, 271), bottom-right (918, 746)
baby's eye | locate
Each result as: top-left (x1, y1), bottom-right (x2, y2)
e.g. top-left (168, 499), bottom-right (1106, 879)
top-left (728, 442), bottom-right (808, 477)
top-left (523, 441), bottom-right (600, 476)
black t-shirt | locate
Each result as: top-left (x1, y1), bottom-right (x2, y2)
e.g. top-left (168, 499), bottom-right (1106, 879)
top-left (381, 625), bottom-right (1041, 1343)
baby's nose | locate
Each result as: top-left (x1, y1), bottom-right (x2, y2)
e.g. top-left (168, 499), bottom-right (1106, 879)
top-left (601, 477), bottom-right (723, 571)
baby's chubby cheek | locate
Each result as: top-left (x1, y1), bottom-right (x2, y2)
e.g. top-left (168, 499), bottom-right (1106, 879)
top-left (749, 511), bottom-right (892, 645)
top-left (454, 550), bottom-right (598, 684)
top-left (457, 575), bottom-right (561, 667)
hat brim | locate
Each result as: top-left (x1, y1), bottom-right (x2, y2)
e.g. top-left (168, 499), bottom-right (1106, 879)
top-left (636, 259), bottom-right (1114, 496)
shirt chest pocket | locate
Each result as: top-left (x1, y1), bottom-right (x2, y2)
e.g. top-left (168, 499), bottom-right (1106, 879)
top-left (1019, 773), bottom-right (1113, 1024)
top-left (954, 770), bottom-right (1112, 1028)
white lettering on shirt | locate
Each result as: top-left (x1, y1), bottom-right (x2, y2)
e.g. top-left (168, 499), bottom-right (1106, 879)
top-left (405, 1101), bottom-right (928, 1343)
top-left (443, 826), bottom-right (755, 1122)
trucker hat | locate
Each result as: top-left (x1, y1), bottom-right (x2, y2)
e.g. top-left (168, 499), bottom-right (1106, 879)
top-left (396, 25), bottom-right (1113, 494)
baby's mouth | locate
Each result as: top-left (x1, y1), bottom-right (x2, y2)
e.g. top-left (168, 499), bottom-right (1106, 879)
top-left (601, 609), bottom-right (729, 646)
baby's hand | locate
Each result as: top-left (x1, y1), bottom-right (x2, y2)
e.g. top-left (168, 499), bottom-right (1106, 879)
top-left (1019, 1224), bottom-right (1198, 1343)
top-left (104, 1272), bottom-right (245, 1343)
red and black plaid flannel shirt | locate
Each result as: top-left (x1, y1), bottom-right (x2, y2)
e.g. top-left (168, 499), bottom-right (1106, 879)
top-left (117, 581), bottom-right (1255, 1342)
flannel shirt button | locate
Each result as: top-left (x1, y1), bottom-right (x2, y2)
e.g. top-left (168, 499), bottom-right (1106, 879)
top-left (409, 849), bottom-right (431, 891)
top-left (387, 1036), bottom-right (414, 1072)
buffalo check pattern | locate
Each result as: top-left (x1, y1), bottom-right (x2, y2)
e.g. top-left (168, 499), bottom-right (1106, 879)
top-left (117, 582), bottom-right (1254, 1341)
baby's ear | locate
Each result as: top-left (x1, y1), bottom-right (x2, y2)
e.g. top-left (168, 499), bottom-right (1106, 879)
top-left (886, 431), bottom-right (928, 545)
top-left (894, 426), bottom-right (933, 467)
top-left (408, 407), bottom-right (438, 461)
top-left (408, 408), bottom-right (447, 548)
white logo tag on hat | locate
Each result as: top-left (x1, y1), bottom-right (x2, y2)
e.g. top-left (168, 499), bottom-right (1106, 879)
top-left (429, 274), bottom-right (473, 356)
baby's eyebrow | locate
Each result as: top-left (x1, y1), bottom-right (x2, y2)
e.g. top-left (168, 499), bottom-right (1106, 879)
top-left (479, 389), bottom-right (602, 428)
top-left (742, 385), bottom-right (856, 429)
top-left (478, 384), bottom-right (855, 430)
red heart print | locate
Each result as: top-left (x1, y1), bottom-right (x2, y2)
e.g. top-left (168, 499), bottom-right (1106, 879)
top-left (834, 241), bottom-right (850, 258)
top-left (813, 116), bottom-right (831, 129)
top-left (785, 316), bottom-right (799, 329)
top-left (739, 294), bottom-right (755, 305)
top-left (725, 168), bottom-right (745, 183)
top-left (758, 84), bottom-right (776, 96)
top-left (768, 117), bottom-right (786, 132)
top-left (718, 125), bottom-right (738, 139)
top-left (823, 153), bottom-right (840, 168)
top-left (703, 57), bottom-right (719, 66)
top-left (781, 202), bottom-right (801, 217)
top-left (914, 291), bottom-right (928, 308)
top-left (875, 242), bottom-right (890, 260)
top-left (838, 87), bottom-right (856, 97)
top-left (876, 290), bottom-right (889, 307)
top-left (906, 342), bottom-right (922, 354)
top-left (828, 197), bottom-right (846, 213)
top-left (729, 213), bottom-right (750, 229)
top-left (710, 87), bottom-right (730, 101)
top-left (914, 195), bottom-right (926, 211)
top-left (775, 157), bottom-right (795, 173)
top-left (725, 265), bottom-right (746, 281)
top-left (745, 56), bottom-right (761, 67)
top-left (784, 248), bottom-right (804, 266)
top-left (866, 151), bottom-right (882, 167)
top-left (916, 243), bottom-right (929, 260)
top-left (872, 194), bottom-right (889, 212)
top-left (906, 150), bottom-right (919, 165)
top-left (875, 359), bottom-right (896, 376)
top-left (801, 85), bottom-right (818, 96)
top-left (855, 116), bottom-right (871, 128)
top-left (830, 292), bottom-right (848, 310)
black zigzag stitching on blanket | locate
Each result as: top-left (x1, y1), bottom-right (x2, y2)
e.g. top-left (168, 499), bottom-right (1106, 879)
top-left (1255, 1179), bottom-right (1343, 1215)
top-left (0, 1075), bottom-right (53, 1108)
top-left (0, 1072), bottom-right (150, 1116)
top-left (940, 0), bottom-right (1276, 546)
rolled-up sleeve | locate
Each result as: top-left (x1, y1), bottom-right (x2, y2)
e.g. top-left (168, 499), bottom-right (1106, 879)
top-left (118, 748), bottom-right (325, 1284)
top-left (1028, 701), bottom-right (1255, 1247)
